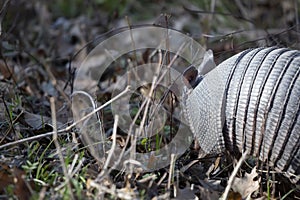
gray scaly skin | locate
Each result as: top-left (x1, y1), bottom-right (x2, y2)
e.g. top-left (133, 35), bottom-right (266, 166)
top-left (183, 47), bottom-right (300, 184)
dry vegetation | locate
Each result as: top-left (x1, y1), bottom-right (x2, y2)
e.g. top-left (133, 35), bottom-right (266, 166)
top-left (0, 0), bottom-right (299, 199)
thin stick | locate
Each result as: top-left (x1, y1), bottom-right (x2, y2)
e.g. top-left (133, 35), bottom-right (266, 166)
top-left (102, 115), bottom-right (118, 171)
top-left (50, 97), bottom-right (74, 200)
top-left (0, 86), bottom-right (130, 150)
top-left (96, 99), bottom-right (148, 182)
top-left (157, 172), bottom-right (168, 186)
top-left (167, 154), bottom-right (176, 191)
top-left (137, 74), bottom-right (158, 137)
top-left (137, 41), bottom-right (186, 137)
top-left (222, 150), bottom-right (249, 200)
top-left (68, 86), bottom-right (129, 131)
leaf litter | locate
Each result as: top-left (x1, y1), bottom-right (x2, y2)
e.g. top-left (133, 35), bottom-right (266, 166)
top-left (0, 0), bottom-right (299, 199)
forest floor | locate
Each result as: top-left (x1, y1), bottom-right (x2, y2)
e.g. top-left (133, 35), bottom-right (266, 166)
top-left (0, 0), bottom-right (299, 199)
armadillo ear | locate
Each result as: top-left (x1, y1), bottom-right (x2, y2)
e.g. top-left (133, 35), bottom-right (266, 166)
top-left (183, 66), bottom-right (198, 89)
top-left (183, 50), bottom-right (216, 89)
top-left (198, 49), bottom-right (216, 75)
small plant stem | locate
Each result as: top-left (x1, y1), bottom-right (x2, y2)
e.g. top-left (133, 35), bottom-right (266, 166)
top-left (50, 97), bottom-right (75, 200)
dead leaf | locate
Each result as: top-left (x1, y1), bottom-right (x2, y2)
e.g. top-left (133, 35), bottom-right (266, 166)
top-left (197, 184), bottom-right (220, 200)
top-left (173, 184), bottom-right (197, 200)
top-left (226, 191), bottom-right (242, 200)
top-left (19, 111), bottom-right (64, 131)
top-left (0, 60), bottom-right (14, 80)
top-left (0, 164), bottom-right (14, 192)
top-left (12, 167), bottom-right (33, 200)
top-left (0, 164), bottom-right (34, 200)
top-left (231, 167), bottom-right (260, 199)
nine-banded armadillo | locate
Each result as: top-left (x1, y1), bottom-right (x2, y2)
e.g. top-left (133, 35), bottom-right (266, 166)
top-left (183, 47), bottom-right (300, 184)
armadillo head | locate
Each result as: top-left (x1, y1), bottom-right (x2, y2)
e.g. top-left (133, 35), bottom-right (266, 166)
top-left (182, 50), bottom-right (226, 154)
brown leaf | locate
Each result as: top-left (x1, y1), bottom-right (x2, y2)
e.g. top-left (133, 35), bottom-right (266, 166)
top-left (0, 165), bottom-right (33, 200)
top-left (0, 60), bottom-right (14, 80)
top-left (226, 191), bottom-right (242, 200)
top-left (0, 164), bottom-right (14, 192)
top-left (12, 167), bottom-right (33, 200)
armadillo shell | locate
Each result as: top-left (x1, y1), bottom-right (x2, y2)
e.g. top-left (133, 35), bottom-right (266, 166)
top-left (184, 47), bottom-right (300, 183)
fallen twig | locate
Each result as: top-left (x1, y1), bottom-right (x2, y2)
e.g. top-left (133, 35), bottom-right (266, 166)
top-left (0, 86), bottom-right (130, 150)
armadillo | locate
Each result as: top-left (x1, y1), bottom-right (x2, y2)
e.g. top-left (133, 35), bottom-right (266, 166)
top-left (183, 47), bottom-right (300, 184)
